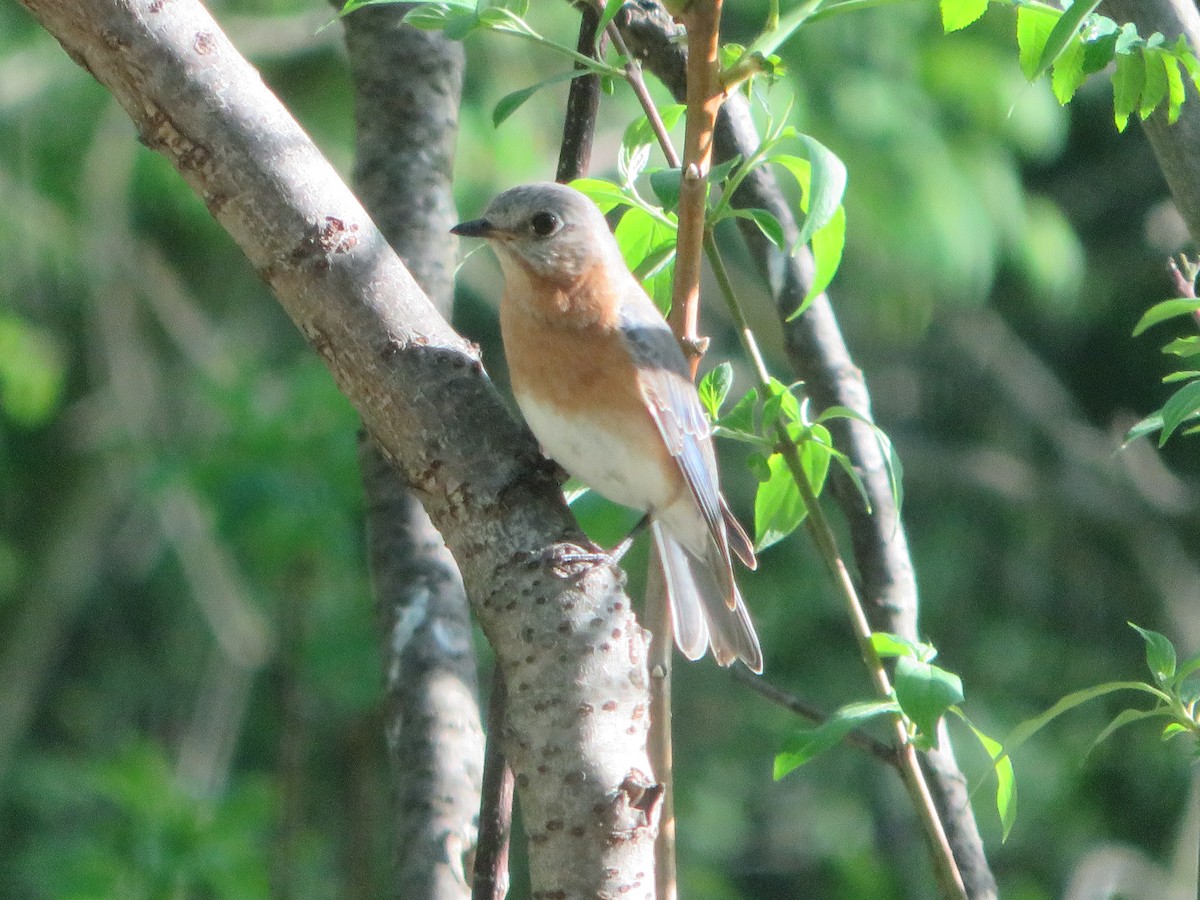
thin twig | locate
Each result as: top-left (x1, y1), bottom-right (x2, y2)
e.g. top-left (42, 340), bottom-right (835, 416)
top-left (472, 671), bottom-right (513, 900)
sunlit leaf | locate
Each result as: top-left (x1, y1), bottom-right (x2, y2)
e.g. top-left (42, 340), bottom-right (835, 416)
top-left (754, 424), bottom-right (831, 551)
top-left (1140, 49), bottom-right (1169, 121)
top-left (1034, 0), bottom-right (1104, 82)
top-left (774, 700), bottom-right (899, 779)
top-left (940, 0), bottom-right (988, 33)
top-left (1113, 50), bottom-right (1145, 132)
top-left (895, 657), bottom-right (963, 750)
top-left (698, 362), bottom-right (734, 421)
top-left (1131, 298), bottom-right (1200, 336)
top-left (1017, 6), bottom-right (1058, 81)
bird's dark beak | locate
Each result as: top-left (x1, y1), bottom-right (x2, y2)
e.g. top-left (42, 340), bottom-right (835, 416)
top-left (450, 217), bottom-right (497, 238)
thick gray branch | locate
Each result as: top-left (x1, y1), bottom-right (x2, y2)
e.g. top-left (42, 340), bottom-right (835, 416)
top-left (1102, 0), bottom-right (1200, 249)
top-left (18, 0), bottom-right (658, 894)
top-left (339, 7), bottom-right (483, 897)
top-left (617, 4), bottom-right (996, 897)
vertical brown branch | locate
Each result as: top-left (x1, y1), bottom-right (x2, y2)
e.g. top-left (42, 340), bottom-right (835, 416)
top-left (557, 3), bottom-right (602, 184)
top-left (670, 0), bottom-right (724, 375)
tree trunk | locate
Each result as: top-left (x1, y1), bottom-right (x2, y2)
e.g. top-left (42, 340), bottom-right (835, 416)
top-left (17, 0), bottom-right (659, 894)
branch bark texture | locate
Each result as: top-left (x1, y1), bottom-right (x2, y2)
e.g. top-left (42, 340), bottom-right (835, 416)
top-left (1100, 0), bottom-right (1200, 249)
top-left (617, 4), bottom-right (996, 897)
top-left (339, 8), bottom-right (483, 897)
top-left (19, 1), bottom-right (658, 895)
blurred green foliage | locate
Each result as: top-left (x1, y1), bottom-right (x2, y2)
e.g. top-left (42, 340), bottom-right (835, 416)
top-left (2, 0), bottom-right (1199, 897)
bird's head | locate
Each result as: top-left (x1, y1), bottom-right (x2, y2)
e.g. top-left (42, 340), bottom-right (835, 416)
top-left (451, 183), bottom-right (623, 285)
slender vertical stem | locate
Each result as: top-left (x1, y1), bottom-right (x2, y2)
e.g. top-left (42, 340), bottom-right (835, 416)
top-left (473, 672), bottom-right (514, 900)
top-left (670, 0), bottom-right (723, 372)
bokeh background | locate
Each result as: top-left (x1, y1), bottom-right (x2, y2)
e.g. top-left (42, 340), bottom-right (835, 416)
top-left (2, 1), bottom-right (1198, 897)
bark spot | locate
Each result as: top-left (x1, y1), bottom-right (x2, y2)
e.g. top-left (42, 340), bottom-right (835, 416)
top-left (578, 703), bottom-right (593, 715)
top-left (617, 771), bottom-right (663, 828)
top-left (612, 628), bottom-right (622, 639)
top-left (602, 700), bottom-right (617, 712)
top-left (193, 31), bottom-right (217, 55)
top-left (546, 819), bottom-right (564, 831)
top-left (289, 217), bottom-right (361, 270)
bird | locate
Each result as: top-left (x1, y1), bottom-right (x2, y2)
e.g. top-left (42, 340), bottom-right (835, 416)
top-left (451, 182), bottom-right (762, 673)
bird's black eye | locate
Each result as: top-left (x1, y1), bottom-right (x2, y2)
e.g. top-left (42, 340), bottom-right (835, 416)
top-left (530, 211), bottom-right (561, 237)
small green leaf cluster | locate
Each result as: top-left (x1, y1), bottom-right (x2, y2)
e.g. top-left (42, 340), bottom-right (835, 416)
top-left (1126, 274), bottom-right (1200, 446)
top-left (774, 632), bottom-right (1015, 836)
top-left (699, 364), bottom-right (900, 552)
top-left (571, 99), bottom-right (848, 321)
top-left (943, 0), bottom-right (1200, 132)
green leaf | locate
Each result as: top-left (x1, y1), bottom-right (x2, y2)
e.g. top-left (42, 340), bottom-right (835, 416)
top-left (1132, 297), bottom-right (1200, 335)
top-left (622, 105), bottom-right (686, 156)
top-left (718, 387), bottom-right (758, 437)
top-left (1113, 50), bottom-right (1146, 132)
top-left (1081, 26), bottom-right (1119, 74)
top-left (940, 0), bottom-right (988, 33)
top-left (770, 136), bottom-right (848, 249)
top-left (649, 168), bottom-right (682, 212)
top-left (698, 362), bottom-right (734, 421)
top-left (774, 700), bottom-right (899, 779)
top-left (1035, 1), bottom-right (1104, 82)
top-left (870, 632), bottom-right (925, 660)
top-left (1165, 58), bottom-right (1186, 124)
top-left (1004, 681), bottom-right (1170, 758)
top-left (1165, 370), bottom-right (1200, 384)
top-left (493, 70), bottom-right (586, 127)
top-left (728, 208), bottom-right (786, 250)
top-left (614, 207), bottom-right (677, 315)
top-left (594, 0), bottom-right (625, 44)
top-left (761, 378), bottom-right (804, 431)
top-left (1163, 722), bottom-right (1191, 740)
top-left (1051, 38), bottom-right (1087, 105)
top-left (1123, 410), bottom-right (1163, 445)
top-left (895, 657), bottom-right (963, 749)
top-left (1090, 707), bottom-right (1169, 754)
top-left (569, 177), bottom-right (634, 213)
top-left (1163, 335), bottom-right (1200, 357)
top-left (754, 426), bottom-right (832, 551)
top-left (952, 711), bottom-right (1017, 841)
top-left (1017, 6), bottom-right (1058, 81)
top-left (791, 205), bottom-right (846, 318)
top-left (1130, 622), bottom-right (1177, 683)
top-left (1140, 49), bottom-right (1169, 120)
top-left (1158, 379), bottom-right (1200, 445)
top-left (746, 451), bottom-right (772, 482)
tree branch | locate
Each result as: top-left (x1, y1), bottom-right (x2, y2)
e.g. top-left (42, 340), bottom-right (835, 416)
top-left (18, 1), bottom-right (658, 894)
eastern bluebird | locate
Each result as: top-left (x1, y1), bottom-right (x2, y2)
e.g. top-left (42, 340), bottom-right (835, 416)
top-left (452, 182), bottom-right (762, 673)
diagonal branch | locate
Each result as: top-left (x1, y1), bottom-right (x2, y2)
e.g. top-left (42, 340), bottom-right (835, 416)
top-left (18, 0), bottom-right (659, 895)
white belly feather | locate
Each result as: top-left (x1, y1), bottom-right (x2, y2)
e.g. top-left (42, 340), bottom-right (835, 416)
top-left (514, 392), bottom-right (670, 513)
